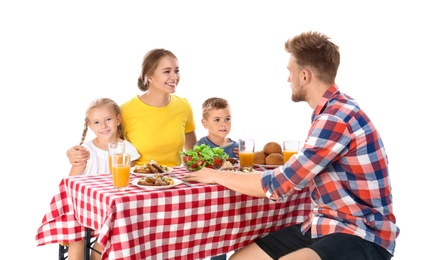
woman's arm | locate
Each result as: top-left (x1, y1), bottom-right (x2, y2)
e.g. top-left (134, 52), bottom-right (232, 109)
top-left (184, 131), bottom-right (197, 150)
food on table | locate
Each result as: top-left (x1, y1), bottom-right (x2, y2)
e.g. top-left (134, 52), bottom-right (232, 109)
top-left (265, 153), bottom-right (284, 165)
top-left (263, 142), bottom-right (282, 154)
top-left (137, 175), bottom-right (175, 186)
top-left (221, 159), bottom-right (236, 168)
top-left (220, 158), bottom-right (240, 171)
top-left (223, 166), bottom-right (254, 172)
top-left (222, 158), bottom-right (239, 167)
top-left (254, 141), bottom-right (285, 166)
top-left (133, 162), bottom-right (170, 173)
top-left (180, 144), bottom-right (229, 172)
top-left (253, 151), bottom-right (267, 164)
top-left (223, 161), bottom-right (233, 167)
top-left (240, 166), bottom-right (254, 172)
top-left (220, 158), bottom-right (254, 173)
top-left (226, 158), bottom-right (238, 165)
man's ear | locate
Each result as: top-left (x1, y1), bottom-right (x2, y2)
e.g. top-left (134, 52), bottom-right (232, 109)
top-left (302, 68), bottom-right (313, 84)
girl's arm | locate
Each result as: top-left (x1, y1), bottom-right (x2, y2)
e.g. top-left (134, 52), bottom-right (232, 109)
top-left (69, 163), bottom-right (86, 176)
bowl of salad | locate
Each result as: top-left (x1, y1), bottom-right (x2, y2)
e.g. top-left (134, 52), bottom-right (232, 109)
top-left (180, 144), bottom-right (229, 172)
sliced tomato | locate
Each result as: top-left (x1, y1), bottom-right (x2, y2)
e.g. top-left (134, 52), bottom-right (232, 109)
top-left (213, 158), bottom-right (222, 165)
top-left (197, 160), bottom-right (204, 166)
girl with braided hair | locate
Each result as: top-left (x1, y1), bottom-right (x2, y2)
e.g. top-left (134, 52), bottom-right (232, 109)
top-left (68, 97), bottom-right (140, 176)
top-left (65, 98), bottom-right (140, 260)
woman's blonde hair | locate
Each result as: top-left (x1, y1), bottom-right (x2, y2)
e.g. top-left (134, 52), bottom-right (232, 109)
top-left (79, 98), bottom-right (123, 145)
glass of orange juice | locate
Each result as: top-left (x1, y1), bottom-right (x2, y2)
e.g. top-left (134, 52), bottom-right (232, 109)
top-left (239, 138), bottom-right (255, 168)
top-left (283, 140), bottom-right (300, 164)
top-left (111, 152), bottom-right (131, 191)
top-left (108, 142), bottom-right (125, 174)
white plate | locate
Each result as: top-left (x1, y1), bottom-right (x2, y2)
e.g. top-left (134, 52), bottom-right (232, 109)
top-left (219, 165), bottom-right (239, 171)
top-left (220, 166), bottom-right (254, 172)
top-left (253, 164), bottom-right (283, 170)
top-left (131, 177), bottom-right (182, 190)
top-left (131, 172), bottom-right (158, 177)
top-left (130, 165), bottom-right (173, 176)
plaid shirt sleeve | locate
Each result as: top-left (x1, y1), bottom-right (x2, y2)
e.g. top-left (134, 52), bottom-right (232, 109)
top-left (263, 113), bottom-right (352, 200)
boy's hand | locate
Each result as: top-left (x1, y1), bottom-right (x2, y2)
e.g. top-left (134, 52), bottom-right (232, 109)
top-left (233, 147), bottom-right (239, 157)
top-left (67, 145), bottom-right (90, 166)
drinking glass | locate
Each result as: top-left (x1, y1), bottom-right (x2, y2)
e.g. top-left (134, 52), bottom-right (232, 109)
top-left (111, 152), bottom-right (131, 191)
top-left (283, 140), bottom-right (299, 164)
top-left (108, 142), bottom-right (125, 173)
top-left (239, 138), bottom-right (255, 168)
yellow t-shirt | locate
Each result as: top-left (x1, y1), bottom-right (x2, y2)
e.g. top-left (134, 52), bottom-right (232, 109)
top-left (121, 94), bottom-right (196, 166)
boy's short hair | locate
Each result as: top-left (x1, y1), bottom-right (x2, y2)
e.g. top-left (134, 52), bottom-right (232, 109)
top-left (202, 97), bottom-right (229, 119)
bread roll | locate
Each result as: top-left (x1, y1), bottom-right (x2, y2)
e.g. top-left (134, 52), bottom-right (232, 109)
top-left (265, 153), bottom-right (284, 165)
top-left (253, 151), bottom-right (267, 164)
top-left (263, 142), bottom-right (282, 155)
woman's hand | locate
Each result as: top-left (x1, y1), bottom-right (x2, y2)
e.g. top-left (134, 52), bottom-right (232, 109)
top-left (67, 145), bottom-right (90, 166)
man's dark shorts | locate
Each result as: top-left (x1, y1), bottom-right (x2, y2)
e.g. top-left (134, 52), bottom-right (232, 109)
top-left (255, 224), bottom-right (392, 260)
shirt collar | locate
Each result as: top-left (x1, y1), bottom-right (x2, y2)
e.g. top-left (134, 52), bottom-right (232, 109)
top-left (311, 84), bottom-right (339, 122)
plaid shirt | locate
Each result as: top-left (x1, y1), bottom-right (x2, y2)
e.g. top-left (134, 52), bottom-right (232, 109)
top-left (262, 85), bottom-right (399, 255)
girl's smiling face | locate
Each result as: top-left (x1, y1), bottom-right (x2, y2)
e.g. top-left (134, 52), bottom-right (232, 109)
top-left (87, 105), bottom-right (121, 140)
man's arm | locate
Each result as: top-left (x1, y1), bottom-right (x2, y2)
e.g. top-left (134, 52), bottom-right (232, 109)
top-left (182, 167), bottom-right (266, 197)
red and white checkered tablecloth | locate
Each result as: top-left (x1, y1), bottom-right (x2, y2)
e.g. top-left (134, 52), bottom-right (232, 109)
top-left (36, 166), bottom-right (312, 260)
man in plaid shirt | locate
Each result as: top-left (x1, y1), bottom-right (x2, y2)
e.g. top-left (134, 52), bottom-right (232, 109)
top-left (183, 31), bottom-right (399, 260)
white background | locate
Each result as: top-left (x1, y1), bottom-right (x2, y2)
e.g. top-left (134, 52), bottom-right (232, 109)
top-left (0, 1), bottom-right (420, 259)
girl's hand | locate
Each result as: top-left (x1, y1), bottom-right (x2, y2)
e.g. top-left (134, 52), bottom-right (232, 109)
top-left (67, 145), bottom-right (90, 166)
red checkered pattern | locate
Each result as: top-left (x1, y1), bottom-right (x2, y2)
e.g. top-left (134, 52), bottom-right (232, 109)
top-left (36, 167), bottom-right (312, 260)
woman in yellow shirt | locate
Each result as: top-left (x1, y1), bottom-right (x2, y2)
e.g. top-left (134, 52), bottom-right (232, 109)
top-left (67, 48), bottom-right (197, 167)
top-left (121, 48), bottom-right (197, 166)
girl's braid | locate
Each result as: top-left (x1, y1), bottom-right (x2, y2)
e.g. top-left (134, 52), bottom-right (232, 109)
top-left (79, 119), bottom-right (89, 145)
